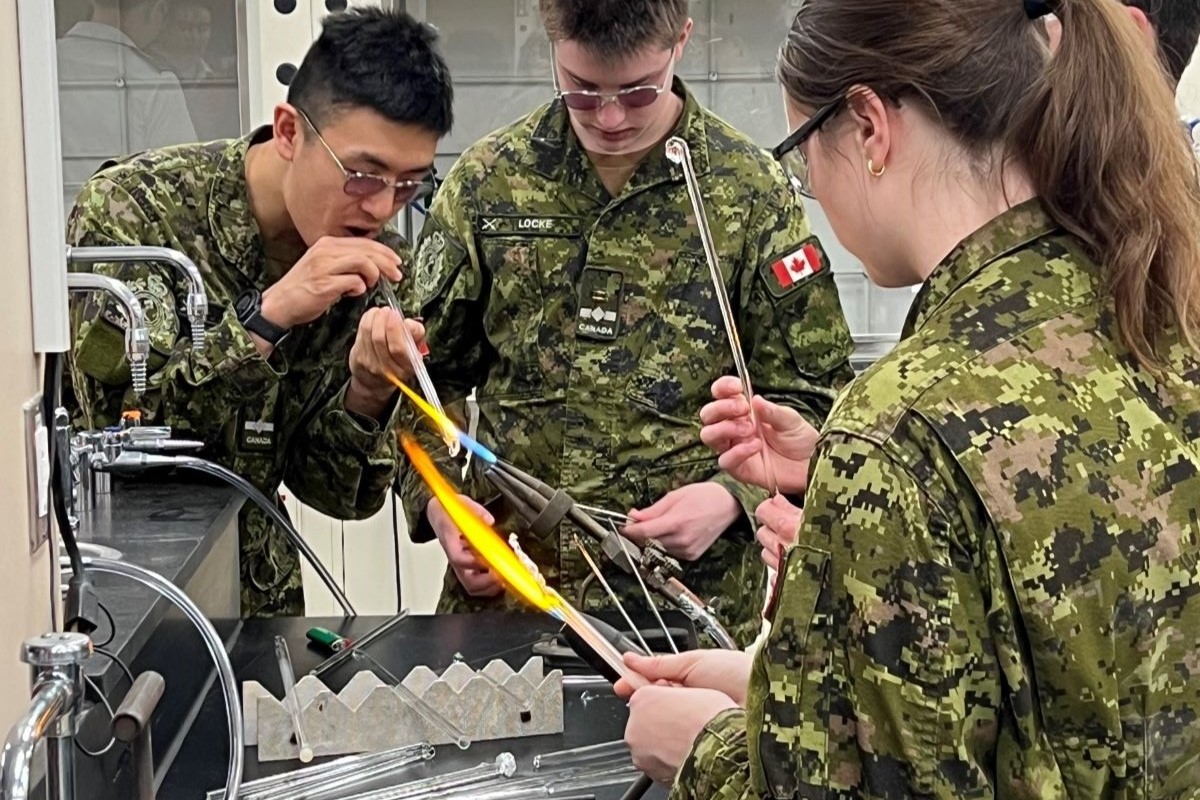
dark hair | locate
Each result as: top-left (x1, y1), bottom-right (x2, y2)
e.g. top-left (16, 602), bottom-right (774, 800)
top-left (778, 0), bottom-right (1200, 370)
top-left (538, 0), bottom-right (688, 58)
top-left (287, 7), bottom-right (453, 136)
top-left (1125, 0), bottom-right (1200, 82)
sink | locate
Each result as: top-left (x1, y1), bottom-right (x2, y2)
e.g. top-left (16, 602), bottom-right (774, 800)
top-left (59, 543), bottom-right (126, 593)
top-left (73, 543), bottom-right (125, 561)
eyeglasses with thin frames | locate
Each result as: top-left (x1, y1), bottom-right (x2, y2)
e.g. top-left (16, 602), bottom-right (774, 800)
top-left (550, 46), bottom-right (675, 111)
top-left (295, 107), bottom-right (435, 206)
top-left (771, 96), bottom-right (846, 199)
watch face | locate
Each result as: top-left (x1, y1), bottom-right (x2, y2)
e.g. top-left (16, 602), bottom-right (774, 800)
top-left (235, 289), bottom-right (260, 319)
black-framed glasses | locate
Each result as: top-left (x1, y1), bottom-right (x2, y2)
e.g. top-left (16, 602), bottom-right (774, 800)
top-left (550, 46), bottom-right (675, 111)
top-left (772, 96), bottom-right (846, 198)
top-left (295, 107), bottom-right (435, 206)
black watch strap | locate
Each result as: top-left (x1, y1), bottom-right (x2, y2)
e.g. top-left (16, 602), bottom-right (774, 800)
top-left (235, 289), bottom-right (290, 346)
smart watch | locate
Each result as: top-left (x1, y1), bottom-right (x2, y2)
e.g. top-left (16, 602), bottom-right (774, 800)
top-left (234, 288), bottom-right (290, 346)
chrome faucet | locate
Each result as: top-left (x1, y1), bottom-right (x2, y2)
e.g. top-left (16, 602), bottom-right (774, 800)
top-left (66, 245), bottom-right (208, 350)
top-left (65, 273), bottom-right (150, 396)
top-left (0, 632), bottom-right (91, 800)
top-left (70, 423), bottom-right (203, 511)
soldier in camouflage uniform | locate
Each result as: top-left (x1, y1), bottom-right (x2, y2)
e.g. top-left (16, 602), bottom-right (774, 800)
top-left (66, 9), bottom-right (454, 617)
top-left (398, 0), bottom-right (854, 644)
top-left (620, 0), bottom-right (1200, 796)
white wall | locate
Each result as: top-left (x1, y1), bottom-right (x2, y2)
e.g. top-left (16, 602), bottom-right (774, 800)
top-left (1, 0), bottom-right (59, 728)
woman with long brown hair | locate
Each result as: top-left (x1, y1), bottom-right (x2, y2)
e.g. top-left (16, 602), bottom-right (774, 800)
top-left (617, 0), bottom-right (1200, 796)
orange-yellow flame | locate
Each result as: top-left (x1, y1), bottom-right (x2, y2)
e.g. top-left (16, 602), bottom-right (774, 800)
top-left (388, 374), bottom-right (458, 444)
top-left (401, 434), bottom-right (559, 613)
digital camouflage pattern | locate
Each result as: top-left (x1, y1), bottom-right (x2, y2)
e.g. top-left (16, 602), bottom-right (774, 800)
top-left (66, 128), bottom-right (407, 617)
top-left (674, 200), bottom-right (1200, 798)
top-left (398, 79), bottom-right (855, 645)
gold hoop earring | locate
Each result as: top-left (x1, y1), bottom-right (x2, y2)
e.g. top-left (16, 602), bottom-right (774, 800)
top-left (867, 158), bottom-right (886, 177)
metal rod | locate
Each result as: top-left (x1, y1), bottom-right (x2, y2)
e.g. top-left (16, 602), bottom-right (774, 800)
top-left (664, 136), bottom-right (778, 495)
top-left (624, 542), bottom-right (679, 655)
top-left (274, 636), bottom-right (314, 763)
top-left (309, 610), bottom-right (410, 678)
top-left (572, 536), bottom-right (650, 653)
top-left (376, 281), bottom-right (458, 457)
top-left (46, 722), bottom-right (76, 800)
top-left (575, 505), bottom-right (632, 526)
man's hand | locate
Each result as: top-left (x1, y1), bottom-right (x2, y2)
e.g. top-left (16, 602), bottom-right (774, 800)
top-left (624, 686), bottom-right (738, 784)
top-left (755, 494), bottom-right (804, 570)
top-left (615, 649), bottom-right (753, 704)
top-left (429, 495), bottom-right (504, 597)
top-left (623, 482), bottom-right (739, 562)
top-left (699, 375), bottom-right (820, 493)
top-left (344, 307), bottom-right (427, 420)
top-left (260, 236), bottom-right (403, 329)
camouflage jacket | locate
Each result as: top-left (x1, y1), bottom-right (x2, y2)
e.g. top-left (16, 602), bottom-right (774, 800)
top-left (399, 79), bottom-right (854, 643)
top-left (674, 201), bottom-right (1200, 798)
top-left (66, 128), bottom-right (407, 617)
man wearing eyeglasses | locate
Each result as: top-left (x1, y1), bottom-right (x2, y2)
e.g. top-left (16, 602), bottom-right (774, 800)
top-left (399, 0), bottom-right (855, 644)
top-left (65, 8), bottom-right (452, 618)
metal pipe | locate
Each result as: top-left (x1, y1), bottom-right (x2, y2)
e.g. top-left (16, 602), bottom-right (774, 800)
top-left (74, 557), bottom-right (243, 800)
top-left (1, 632), bottom-right (92, 800)
top-left (1, 680), bottom-right (73, 800)
top-left (46, 735), bottom-right (74, 800)
top-left (664, 137), bottom-right (778, 495)
top-left (66, 272), bottom-right (150, 396)
top-left (67, 245), bottom-right (208, 351)
top-left (112, 672), bottom-right (166, 800)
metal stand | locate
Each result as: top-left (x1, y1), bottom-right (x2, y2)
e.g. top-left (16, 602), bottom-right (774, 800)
top-left (1, 632), bottom-right (92, 800)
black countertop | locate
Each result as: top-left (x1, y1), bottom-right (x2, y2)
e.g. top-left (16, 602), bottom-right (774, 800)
top-left (75, 476), bottom-right (242, 691)
top-left (69, 475), bottom-right (244, 800)
top-left (162, 613), bottom-right (683, 800)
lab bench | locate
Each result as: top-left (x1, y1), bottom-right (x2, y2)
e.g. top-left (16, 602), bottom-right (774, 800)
top-left (68, 477), bottom-right (674, 800)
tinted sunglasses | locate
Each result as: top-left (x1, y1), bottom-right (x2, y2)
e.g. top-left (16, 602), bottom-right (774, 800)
top-left (551, 48), bottom-right (674, 111)
top-left (296, 107), bottom-right (435, 205)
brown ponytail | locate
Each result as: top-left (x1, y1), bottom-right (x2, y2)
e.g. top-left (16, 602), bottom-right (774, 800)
top-left (778, 0), bottom-right (1200, 369)
top-left (1010, 0), bottom-right (1200, 369)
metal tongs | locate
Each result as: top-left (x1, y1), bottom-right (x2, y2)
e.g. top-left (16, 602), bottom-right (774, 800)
top-left (481, 458), bottom-right (737, 650)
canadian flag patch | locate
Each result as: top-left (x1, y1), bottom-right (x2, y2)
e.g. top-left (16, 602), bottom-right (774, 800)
top-left (771, 242), bottom-right (825, 289)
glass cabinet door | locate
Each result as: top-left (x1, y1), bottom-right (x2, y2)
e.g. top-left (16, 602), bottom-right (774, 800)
top-left (54, 0), bottom-right (245, 213)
